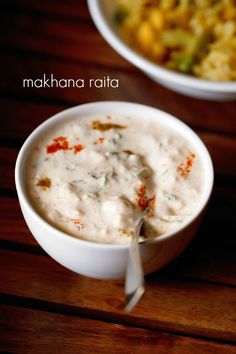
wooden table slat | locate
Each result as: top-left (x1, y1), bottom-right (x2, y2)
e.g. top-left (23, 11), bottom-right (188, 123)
top-left (0, 52), bottom-right (236, 136)
top-left (1, 146), bottom-right (236, 204)
top-left (0, 195), bottom-right (236, 287)
top-left (0, 249), bottom-right (236, 342)
top-left (1, 304), bottom-right (236, 354)
top-left (1, 98), bottom-right (236, 149)
top-left (2, 0), bottom-right (92, 21)
top-left (0, 10), bottom-right (130, 70)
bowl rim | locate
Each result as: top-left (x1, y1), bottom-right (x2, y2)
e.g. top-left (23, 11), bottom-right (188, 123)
top-left (87, 0), bottom-right (236, 92)
top-left (15, 101), bottom-right (214, 250)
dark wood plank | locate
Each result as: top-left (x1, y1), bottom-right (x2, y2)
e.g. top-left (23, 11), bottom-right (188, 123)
top-left (1, 0), bottom-right (236, 136)
top-left (1, 141), bottom-right (235, 199)
top-left (2, 0), bottom-right (92, 21)
top-left (163, 220), bottom-right (236, 286)
top-left (0, 194), bottom-right (235, 287)
top-left (0, 51), bottom-right (236, 136)
top-left (0, 148), bottom-right (18, 191)
top-left (0, 191), bottom-right (234, 241)
top-left (0, 53), bottom-right (131, 104)
top-left (0, 98), bottom-right (236, 150)
top-left (1, 2), bottom-right (236, 138)
top-left (1, 304), bottom-right (236, 354)
top-left (0, 98), bottom-right (67, 145)
top-left (0, 196), bottom-right (36, 247)
top-left (0, 9), bottom-right (130, 70)
top-left (0, 249), bottom-right (236, 342)
top-left (198, 132), bottom-right (236, 176)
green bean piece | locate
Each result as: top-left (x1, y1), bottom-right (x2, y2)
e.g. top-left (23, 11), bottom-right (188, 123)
top-left (162, 29), bottom-right (191, 48)
top-left (177, 53), bottom-right (195, 73)
top-left (176, 31), bottom-right (212, 73)
top-left (190, 31), bottom-right (212, 57)
top-left (113, 6), bottom-right (129, 25)
top-left (179, 0), bottom-right (193, 7)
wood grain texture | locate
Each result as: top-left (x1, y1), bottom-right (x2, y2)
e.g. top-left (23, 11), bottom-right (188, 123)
top-left (1, 0), bottom-right (236, 351)
top-left (0, 197), bottom-right (36, 247)
top-left (0, 147), bottom-right (18, 191)
top-left (0, 195), bottom-right (235, 287)
top-left (0, 98), bottom-right (235, 158)
top-left (1, 304), bottom-right (236, 354)
top-left (0, 98), bottom-right (67, 145)
top-left (1, 140), bottom-right (235, 199)
top-left (0, 249), bottom-right (236, 342)
top-left (1, 0), bottom-right (236, 137)
top-left (1, 0), bottom-right (93, 22)
top-left (0, 52), bottom-right (236, 136)
top-left (0, 10), bottom-right (130, 71)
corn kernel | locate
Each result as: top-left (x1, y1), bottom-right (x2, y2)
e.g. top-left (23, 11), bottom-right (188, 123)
top-left (137, 22), bottom-right (154, 49)
top-left (151, 42), bottom-right (166, 61)
top-left (223, 5), bottom-right (236, 20)
top-left (149, 9), bottom-right (165, 31)
top-left (167, 8), bottom-right (191, 27)
top-left (160, 0), bottom-right (176, 11)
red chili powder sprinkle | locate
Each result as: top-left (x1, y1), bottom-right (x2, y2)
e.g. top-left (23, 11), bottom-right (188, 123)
top-left (36, 177), bottom-right (51, 190)
top-left (136, 197), bottom-right (147, 211)
top-left (136, 184), bottom-right (156, 212)
top-left (46, 136), bottom-right (70, 154)
top-left (178, 152), bottom-right (195, 177)
top-left (53, 136), bottom-right (67, 143)
top-left (71, 219), bottom-right (84, 229)
top-left (139, 184), bottom-right (147, 198)
top-left (46, 136), bottom-right (85, 154)
top-left (73, 144), bottom-right (84, 154)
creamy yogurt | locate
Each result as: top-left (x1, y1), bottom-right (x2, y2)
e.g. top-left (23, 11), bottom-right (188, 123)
top-left (26, 114), bottom-right (203, 244)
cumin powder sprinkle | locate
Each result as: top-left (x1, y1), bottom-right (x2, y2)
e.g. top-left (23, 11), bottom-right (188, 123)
top-left (120, 229), bottom-right (134, 237)
top-left (94, 137), bottom-right (105, 145)
top-left (92, 120), bottom-right (126, 131)
top-left (36, 177), bottom-right (51, 190)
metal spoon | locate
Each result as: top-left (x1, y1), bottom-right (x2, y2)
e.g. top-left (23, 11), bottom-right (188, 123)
top-left (125, 210), bottom-right (147, 312)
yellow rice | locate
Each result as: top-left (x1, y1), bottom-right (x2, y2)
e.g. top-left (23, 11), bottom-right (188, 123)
top-left (114, 0), bottom-right (236, 81)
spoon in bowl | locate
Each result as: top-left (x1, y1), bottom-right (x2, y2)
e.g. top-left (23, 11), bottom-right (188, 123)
top-left (125, 209), bottom-right (147, 312)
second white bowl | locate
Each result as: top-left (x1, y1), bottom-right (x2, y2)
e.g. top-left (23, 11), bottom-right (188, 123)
top-left (87, 0), bottom-right (236, 101)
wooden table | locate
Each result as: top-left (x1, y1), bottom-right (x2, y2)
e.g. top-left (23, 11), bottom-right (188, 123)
top-left (1, 1), bottom-right (236, 353)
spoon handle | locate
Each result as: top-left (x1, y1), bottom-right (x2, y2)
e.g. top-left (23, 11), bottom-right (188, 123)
top-left (125, 212), bottom-right (146, 312)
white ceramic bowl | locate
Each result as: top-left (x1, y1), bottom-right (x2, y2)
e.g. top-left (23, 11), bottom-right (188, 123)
top-left (87, 0), bottom-right (236, 101)
top-left (15, 101), bottom-right (214, 279)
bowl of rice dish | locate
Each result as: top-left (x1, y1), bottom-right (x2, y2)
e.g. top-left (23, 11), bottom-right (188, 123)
top-left (88, 0), bottom-right (236, 100)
